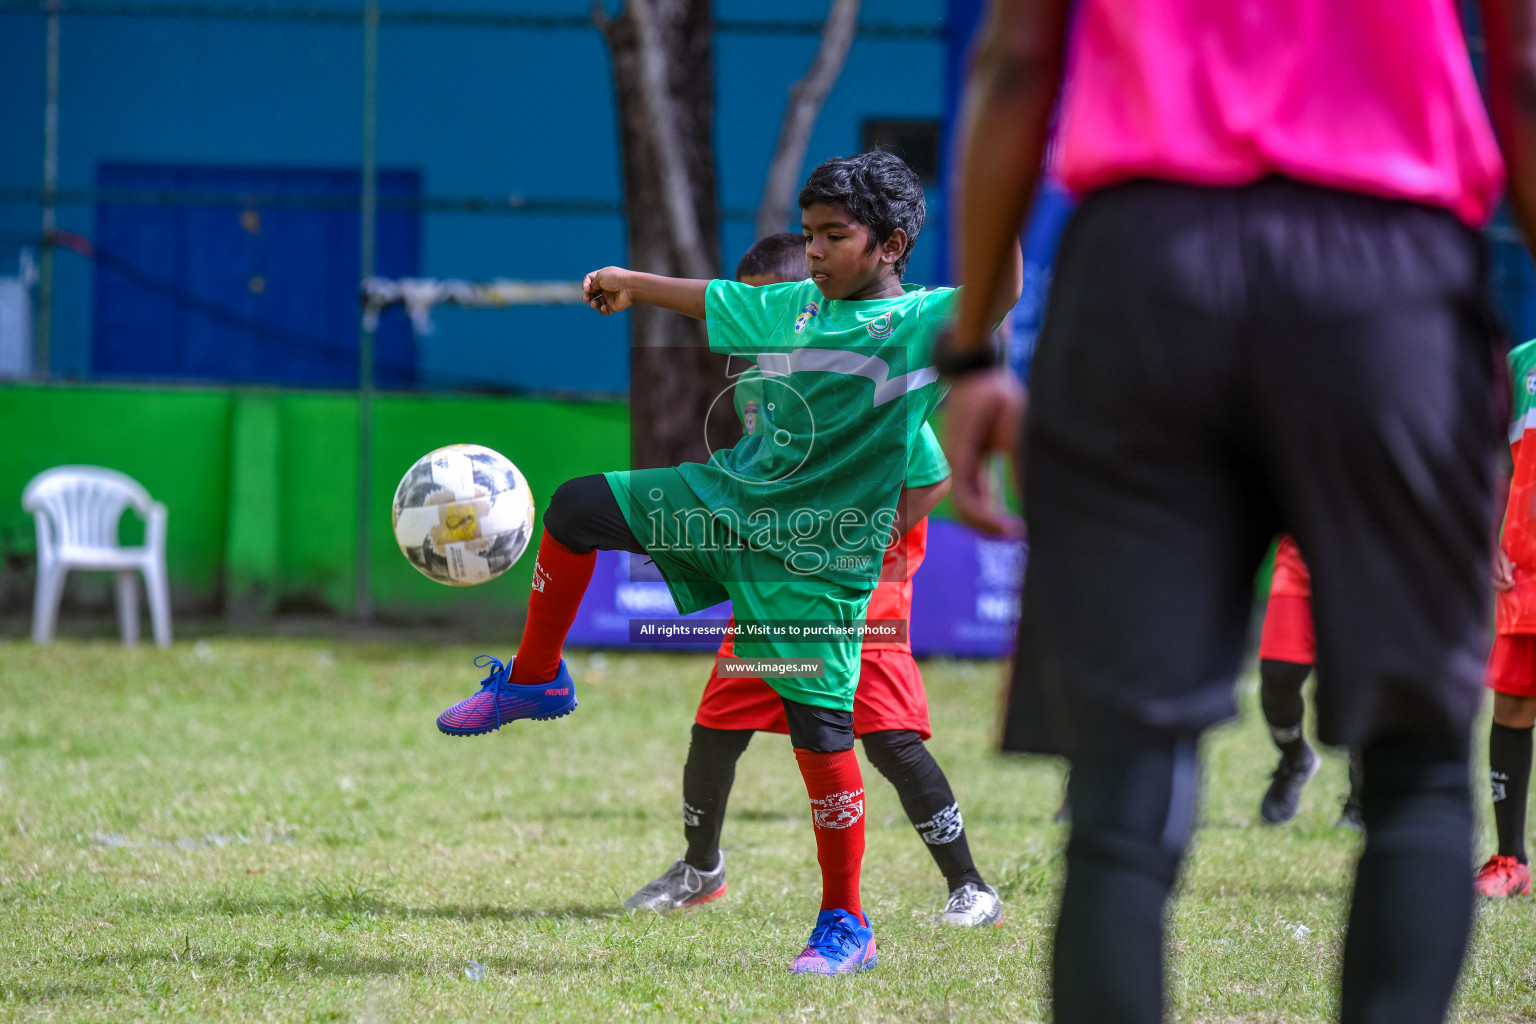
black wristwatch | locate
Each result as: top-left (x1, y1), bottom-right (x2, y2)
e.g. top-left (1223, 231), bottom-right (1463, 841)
top-left (932, 326), bottom-right (1003, 379)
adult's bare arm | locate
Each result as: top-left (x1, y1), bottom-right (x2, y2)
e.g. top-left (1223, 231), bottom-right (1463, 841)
top-left (944, 0), bottom-right (1070, 536)
top-left (950, 0), bottom-right (1071, 354)
top-left (1482, 0), bottom-right (1536, 258)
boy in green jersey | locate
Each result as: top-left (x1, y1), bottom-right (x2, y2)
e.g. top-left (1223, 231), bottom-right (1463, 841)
top-left (435, 152), bottom-right (1022, 973)
top-left (625, 233), bottom-right (1002, 930)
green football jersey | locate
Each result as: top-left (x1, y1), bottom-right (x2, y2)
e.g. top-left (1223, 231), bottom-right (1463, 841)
top-left (669, 278), bottom-right (955, 587)
top-left (733, 370), bottom-right (949, 489)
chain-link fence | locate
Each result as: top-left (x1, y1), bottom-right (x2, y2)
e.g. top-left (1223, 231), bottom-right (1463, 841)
top-left (0, 1), bottom-right (946, 395)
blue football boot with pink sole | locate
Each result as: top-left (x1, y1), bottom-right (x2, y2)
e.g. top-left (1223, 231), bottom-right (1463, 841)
top-left (788, 908), bottom-right (877, 974)
top-left (436, 655), bottom-right (578, 736)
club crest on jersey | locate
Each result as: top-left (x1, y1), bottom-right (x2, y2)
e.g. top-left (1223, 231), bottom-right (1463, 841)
top-left (794, 302), bottom-right (819, 333)
top-left (866, 312), bottom-right (893, 340)
top-left (810, 788), bottom-right (865, 829)
top-left (1526, 369), bottom-right (1535, 396)
top-left (742, 399), bottom-right (760, 434)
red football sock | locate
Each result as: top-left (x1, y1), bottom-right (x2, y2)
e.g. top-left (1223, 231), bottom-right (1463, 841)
top-left (795, 748), bottom-right (866, 915)
top-left (511, 531), bottom-right (596, 684)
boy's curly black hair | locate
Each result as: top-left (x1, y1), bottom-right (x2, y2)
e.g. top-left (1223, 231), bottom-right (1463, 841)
top-left (798, 151), bottom-right (926, 278)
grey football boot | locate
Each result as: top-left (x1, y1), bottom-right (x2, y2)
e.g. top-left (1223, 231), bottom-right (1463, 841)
top-left (938, 882), bottom-right (1003, 927)
top-left (624, 853), bottom-right (727, 912)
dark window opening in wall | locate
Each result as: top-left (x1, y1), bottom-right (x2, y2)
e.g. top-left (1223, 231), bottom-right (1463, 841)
top-left (861, 120), bottom-right (941, 186)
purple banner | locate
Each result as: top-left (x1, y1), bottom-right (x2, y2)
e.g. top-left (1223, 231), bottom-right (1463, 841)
top-left (563, 520), bottom-right (1026, 659)
top-left (909, 519), bottom-right (1027, 657)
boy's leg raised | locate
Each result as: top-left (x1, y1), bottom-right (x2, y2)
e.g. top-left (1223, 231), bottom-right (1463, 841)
top-left (436, 475), bottom-right (646, 733)
top-left (469, 468), bottom-right (719, 696)
top-left (511, 475), bottom-right (644, 684)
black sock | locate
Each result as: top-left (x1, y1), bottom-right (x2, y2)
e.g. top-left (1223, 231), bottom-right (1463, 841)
top-left (1259, 659), bottom-right (1312, 760)
top-left (1340, 734), bottom-right (1474, 1024)
top-left (1055, 731), bottom-right (1200, 1024)
top-left (681, 724), bottom-right (754, 871)
top-left (1489, 722), bottom-right (1533, 863)
top-left (861, 730), bottom-right (985, 892)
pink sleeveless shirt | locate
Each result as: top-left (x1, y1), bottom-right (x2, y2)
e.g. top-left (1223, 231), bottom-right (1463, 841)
top-left (1053, 0), bottom-right (1506, 226)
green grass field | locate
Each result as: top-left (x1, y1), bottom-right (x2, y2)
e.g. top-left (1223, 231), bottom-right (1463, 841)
top-left (2, 638), bottom-right (1534, 1022)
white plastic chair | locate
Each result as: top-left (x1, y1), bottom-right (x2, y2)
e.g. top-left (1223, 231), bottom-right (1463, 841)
top-left (23, 466), bottom-right (172, 647)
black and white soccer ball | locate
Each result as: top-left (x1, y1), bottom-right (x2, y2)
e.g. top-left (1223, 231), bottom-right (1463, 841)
top-left (392, 444), bottom-right (535, 586)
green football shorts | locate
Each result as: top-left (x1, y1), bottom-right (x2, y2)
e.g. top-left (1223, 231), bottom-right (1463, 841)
top-left (604, 467), bottom-right (873, 711)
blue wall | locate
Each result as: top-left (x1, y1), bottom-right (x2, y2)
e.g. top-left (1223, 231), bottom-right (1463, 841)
top-left (0, 1), bottom-right (946, 393)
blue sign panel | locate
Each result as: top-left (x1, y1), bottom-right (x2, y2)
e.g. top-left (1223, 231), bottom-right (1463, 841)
top-left (93, 163), bottom-right (420, 388)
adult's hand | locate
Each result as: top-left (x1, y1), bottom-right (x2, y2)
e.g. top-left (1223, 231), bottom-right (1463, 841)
top-left (944, 367), bottom-right (1026, 538)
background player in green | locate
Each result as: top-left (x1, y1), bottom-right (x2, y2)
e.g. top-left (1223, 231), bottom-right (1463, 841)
top-left (434, 152), bottom-right (1023, 973)
top-left (1476, 336), bottom-right (1536, 898)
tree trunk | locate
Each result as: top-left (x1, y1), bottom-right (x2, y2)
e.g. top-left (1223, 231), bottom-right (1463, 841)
top-left (597, 0), bottom-right (740, 470)
top-left (755, 0), bottom-right (862, 240)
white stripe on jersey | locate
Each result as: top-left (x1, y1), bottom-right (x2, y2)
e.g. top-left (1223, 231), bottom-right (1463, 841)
top-left (755, 349), bottom-right (940, 408)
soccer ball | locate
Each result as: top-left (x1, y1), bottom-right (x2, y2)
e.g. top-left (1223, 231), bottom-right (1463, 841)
top-left (392, 444), bottom-right (535, 586)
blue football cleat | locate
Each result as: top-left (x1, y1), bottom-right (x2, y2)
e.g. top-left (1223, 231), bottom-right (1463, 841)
top-left (788, 908), bottom-right (877, 974)
top-left (436, 655), bottom-right (578, 736)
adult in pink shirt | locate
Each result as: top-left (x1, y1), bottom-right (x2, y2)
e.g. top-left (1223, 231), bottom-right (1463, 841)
top-left (935, 2), bottom-right (1536, 1023)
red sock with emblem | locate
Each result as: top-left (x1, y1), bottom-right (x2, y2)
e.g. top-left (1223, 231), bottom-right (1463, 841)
top-left (795, 748), bottom-right (866, 915)
top-left (510, 532), bottom-right (595, 684)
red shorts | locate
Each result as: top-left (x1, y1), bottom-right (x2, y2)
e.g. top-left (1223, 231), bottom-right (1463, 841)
top-left (1258, 593), bottom-right (1315, 665)
top-left (696, 647), bottom-right (932, 739)
top-left (1487, 634), bottom-right (1536, 697)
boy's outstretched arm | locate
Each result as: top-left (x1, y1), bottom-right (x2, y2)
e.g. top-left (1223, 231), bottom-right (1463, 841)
top-left (584, 267), bottom-right (710, 320)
